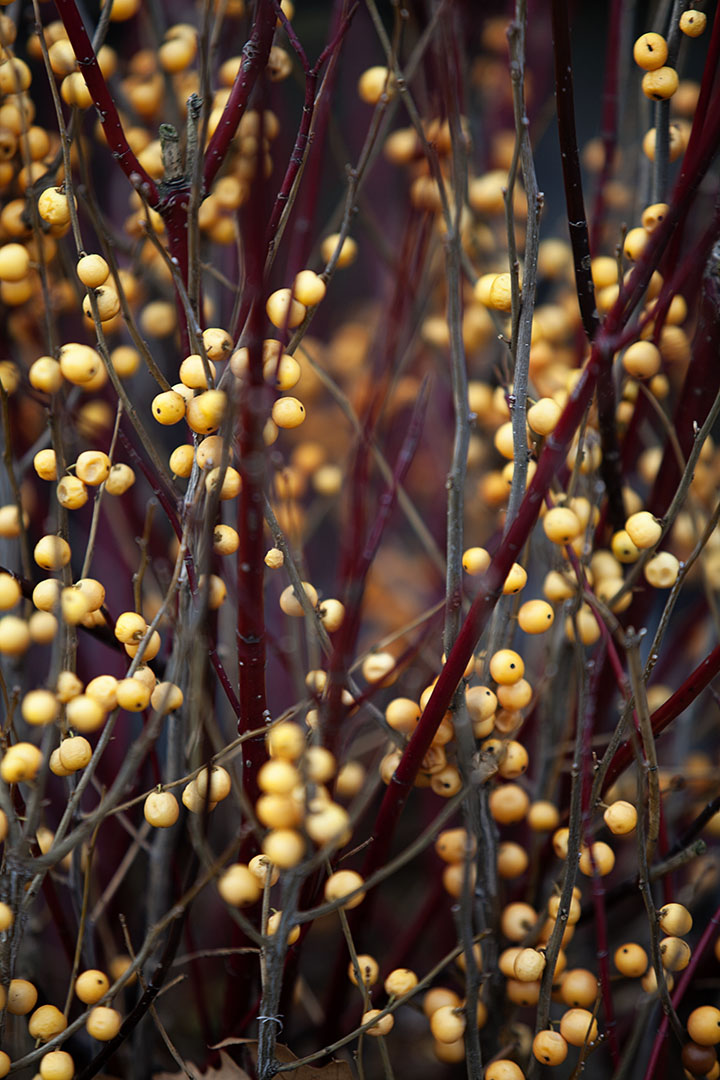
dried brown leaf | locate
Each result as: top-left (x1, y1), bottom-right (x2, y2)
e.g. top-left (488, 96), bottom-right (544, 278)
top-left (153, 1051), bottom-right (251, 1080)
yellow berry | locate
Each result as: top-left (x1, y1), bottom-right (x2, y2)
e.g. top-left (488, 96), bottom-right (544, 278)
top-left (518, 599), bottom-right (554, 633)
top-left (423, 987), bottom-right (462, 1016)
top-left (658, 903), bottom-right (692, 936)
top-left (248, 854), bottom-right (279, 887)
top-left (503, 562), bottom-right (527, 595)
top-left (642, 66), bottom-right (679, 100)
top-left (279, 581), bottom-right (317, 615)
top-left (29, 356), bottom-right (63, 394)
top-left (623, 340), bottom-right (661, 378)
top-left (34, 534), bottom-right (71, 571)
top-left (262, 828), bottom-right (305, 868)
top-left (644, 551), bottom-right (679, 588)
top-left (76, 450), bottom-right (111, 486)
top-left (384, 968), bottom-right (418, 997)
top-left (181, 780), bottom-right (217, 814)
top-left (430, 1004), bottom-right (466, 1043)
top-left (82, 283), bottom-right (120, 321)
top-left (357, 64), bottom-right (395, 105)
top-left (21, 689), bottom-right (59, 726)
top-left (152, 389), bottom-right (186, 425)
top-left (218, 863), bottom-right (262, 907)
top-left (680, 10), bottom-right (707, 36)
top-left (543, 506), bottom-right (582, 544)
top-left (40, 1050), bottom-right (75, 1080)
top-left (514, 947), bottom-right (546, 981)
top-left (150, 681), bottom-right (184, 713)
top-left (86, 1005), bottom-right (122, 1040)
top-left (7, 978), bottom-right (37, 1014)
top-left (266, 721), bottom-right (305, 761)
top-left (105, 463), bottom-right (135, 495)
top-left (321, 233), bottom-right (357, 267)
top-left (487, 272), bottom-right (513, 312)
top-left (362, 650), bottom-right (397, 685)
top-left (58, 736), bottom-right (92, 772)
top-left (633, 32), bottom-right (668, 70)
top-left (65, 695), bottom-right (105, 733)
top-left (525, 801), bottom-right (559, 832)
top-left (266, 287), bottom-right (306, 329)
top-left (61, 71), bottom-right (93, 107)
top-left (324, 869), bottom-right (365, 909)
top-left (533, 1030), bottom-right (568, 1066)
top-left (603, 800), bottom-right (637, 835)
top-left (560, 1007), bottom-right (598, 1046)
top-left (196, 765), bottom-right (231, 802)
top-left (1, 741), bottom-right (42, 782)
top-left (57, 475), bottom-right (88, 511)
top-left (660, 936), bottom-right (691, 971)
top-left (528, 397), bottom-right (562, 436)
top-left (614, 942), bottom-right (648, 977)
top-left (579, 841), bottom-right (615, 876)
top-left (144, 790), bottom-right (179, 828)
top-left (75, 969), bottom-right (110, 1004)
top-left (272, 396), bottom-right (306, 429)
top-left (624, 226), bottom-right (649, 261)
top-left (28, 1004), bottom-right (67, 1042)
top-left (625, 511), bottom-right (661, 550)
top-left (318, 597), bottom-right (345, 632)
top-left (485, 1061), bottom-right (524, 1080)
top-left (77, 253), bottom-right (109, 288)
top-left (0, 901), bottom-right (13, 930)
top-left (361, 1009), bottom-right (394, 1036)
top-left (687, 1006), bottom-right (720, 1046)
top-left (266, 910), bottom-right (300, 945)
top-left (293, 269), bottom-right (326, 306)
top-left (489, 784), bottom-right (530, 825)
top-left (58, 343), bottom-right (102, 387)
top-left (349, 955), bottom-right (379, 987)
top-left (611, 529), bottom-right (641, 563)
top-left (0, 572), bottom-right (20, 609)
top-left (489, 649), bottom-right (524, 685)
top-left (0, 241), bottom-right (29, 281)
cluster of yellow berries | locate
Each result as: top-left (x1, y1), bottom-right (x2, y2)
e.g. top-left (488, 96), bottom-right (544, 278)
top-left (0, 965), bottom-right (128, 1079)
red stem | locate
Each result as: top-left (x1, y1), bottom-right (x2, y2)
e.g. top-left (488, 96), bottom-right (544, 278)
top-left (264, 5), bottom-right (357, 257)
top-left (52, 0), bottom-right (159, 204)
top-left (203, 0), bottom-right (277, 194)
top-left (323, 381), bottom-right (429, 757)
top-left (602, 642), bottom-right (720, 794)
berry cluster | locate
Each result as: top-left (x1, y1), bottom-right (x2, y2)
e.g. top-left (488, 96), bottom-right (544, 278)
top-left (0, 2), bottom-right (719, 1079)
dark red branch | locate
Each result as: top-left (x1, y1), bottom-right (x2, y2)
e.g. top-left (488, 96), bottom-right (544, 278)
top-left (323, 379), bottom-right (429, 758)
top-left (203, 0), bottom-right (277, 193)
top-left (602, 643), bottom-right (720, 794)
top-left (52, 0), bottom-right (159, 204)
top-left (264, 5), bottom-right (357, 257)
